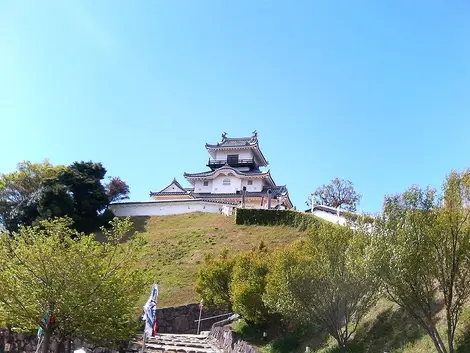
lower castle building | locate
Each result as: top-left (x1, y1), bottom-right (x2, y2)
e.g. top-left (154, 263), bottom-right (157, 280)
top-left (110, 132), bottom-right (293, 217)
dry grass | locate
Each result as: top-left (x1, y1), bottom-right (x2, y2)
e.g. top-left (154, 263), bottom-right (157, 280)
top-left (131, 212), bottom-right (305, 308)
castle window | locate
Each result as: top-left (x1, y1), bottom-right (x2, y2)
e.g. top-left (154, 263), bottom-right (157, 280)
top-left (203, 181), bottom-right (209, 186)
top-left (247, 180), bottom-right (253, 186)
top-left (223, 178), bottom-right (231, 186)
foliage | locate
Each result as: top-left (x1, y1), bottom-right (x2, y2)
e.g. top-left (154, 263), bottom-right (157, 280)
top-left (369, 170), bottom-right (470, 353)
top-left (195, 242), bottom-right (271, 324)
top-left (105, 177), bottom-right (130, 203)
top-left (307, 178), bottom-right (361, 212)
top-left (0, 217), bottom-right (150, 352)
top-left (0, 160), bottom-right (63, 233)
top-left (265, 223), bottom-right (378, 353)
top-left (44, 161), bottom-right (112, 232)
top-left (195, 252), bottom-right (234, 310)
top-left (231, 250), bottom-right (271, 325)
top-left (235, 208), bottom-right (326, 231)
top-left (0, 160), bottom-right (130, 233)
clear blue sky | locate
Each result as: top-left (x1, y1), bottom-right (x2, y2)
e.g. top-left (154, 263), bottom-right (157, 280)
top-left (1, 0), bottom-right (469, 213)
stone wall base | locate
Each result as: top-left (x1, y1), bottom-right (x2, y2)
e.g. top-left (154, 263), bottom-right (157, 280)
top-left (209, 326), bottom-right (258, 353)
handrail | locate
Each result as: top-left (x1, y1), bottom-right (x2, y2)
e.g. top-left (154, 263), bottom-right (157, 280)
top-left (207, 159), bottom-right (255, 164)
top-left (193, 312), bottom-right (233, 322)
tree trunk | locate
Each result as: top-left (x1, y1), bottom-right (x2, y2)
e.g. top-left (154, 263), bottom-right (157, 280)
top-left (446, 312), bottom-right (455, 353)
top-left (42, 329), bottom-right (52, 353)
top-left (335, 337), bottom-right (348, 353)
top-left (429, 331), bottom-right (448, 353)
top-left (66, 339), bottom-right (72, 353)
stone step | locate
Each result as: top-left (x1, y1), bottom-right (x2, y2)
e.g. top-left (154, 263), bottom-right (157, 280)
top-left (145, 342), bottom-right (218, 352)
top-left (147, 340), bottom-right (213, 349)
top-left (140, 333), bottom-right (222, 353)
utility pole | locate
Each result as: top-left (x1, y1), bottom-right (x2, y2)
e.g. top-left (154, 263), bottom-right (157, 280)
top-left (241, 186), bottom-right (246, 208)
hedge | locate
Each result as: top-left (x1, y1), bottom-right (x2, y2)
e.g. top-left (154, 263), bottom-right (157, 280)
top-left (234, 208), bottom-right (328, 231)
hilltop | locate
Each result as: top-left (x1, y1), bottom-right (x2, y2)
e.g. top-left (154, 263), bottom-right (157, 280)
top-left (131, 212), bottom-right (306, 307)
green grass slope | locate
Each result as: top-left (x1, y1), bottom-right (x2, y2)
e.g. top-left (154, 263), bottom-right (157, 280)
top-left (240, 299), bottom-right (470, 353)
top-left (131, 212), bottom-right (305, 308)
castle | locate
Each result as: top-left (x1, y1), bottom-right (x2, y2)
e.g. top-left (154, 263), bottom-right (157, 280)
top-left (110, 132), bottom-right (293, 217)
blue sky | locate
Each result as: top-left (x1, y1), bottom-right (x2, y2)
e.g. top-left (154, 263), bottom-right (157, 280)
top-left (1, 0), bottom-right (469, 213)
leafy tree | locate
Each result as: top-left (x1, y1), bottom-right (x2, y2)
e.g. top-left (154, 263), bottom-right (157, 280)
top-left (55, 161), bottom-right (110, 232)
top-left (265, 224), bottom-right (377, 353)
top-left (195, 252), bottom-right (234, 310)
top-left (308, 178), bottom-right (361, 212)
top-left (0, 160), bottom-right (130, 233)
top-left (0, 160), bottom-right (63, 232)
top-left (106, 177), bottom-right (130, 203)
top-left (369, 170), bottom-right (470, 353)
top-left (231, 250), bottom-right (270, 325)
top-left (0, 217), bottom-right (150, 353)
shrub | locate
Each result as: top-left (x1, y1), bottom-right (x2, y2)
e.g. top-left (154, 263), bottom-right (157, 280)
top-left (195, 254), bottom-right (234, 310)
top-left (231, 251), bottom-right (271, 325)
top-left (235, 209), bottom-right (325, 231)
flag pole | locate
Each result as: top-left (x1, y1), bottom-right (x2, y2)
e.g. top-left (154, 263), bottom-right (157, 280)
top-left (35, 336), bottom-right (43, 353)
top-left (141, 331), bottom-right (146, 353)
top-left (196, 299), bottom-right (204, 335)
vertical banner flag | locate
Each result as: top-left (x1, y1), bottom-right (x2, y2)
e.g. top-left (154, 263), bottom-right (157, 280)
top-left (142, 284), bottom-right (159, 337)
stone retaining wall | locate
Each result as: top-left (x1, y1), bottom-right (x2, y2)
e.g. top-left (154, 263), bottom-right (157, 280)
top-left (156, 304), bottom-right (229, 334)
top-left (0, 303), bottom-right (230, 352)
top-left (0, 329), bottom-right (127, 353)
top-left (209, 327), bottom-right (258, 353)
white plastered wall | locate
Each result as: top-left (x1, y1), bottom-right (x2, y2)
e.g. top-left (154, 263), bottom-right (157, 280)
top-left (214, 149), bottom-right (253, 160)
top-left (110, 201), bottom-right (224, 217)
top-left (211, 174), bottom-right (242, 194)
top-left (193, 180), bottom-right (213, 193)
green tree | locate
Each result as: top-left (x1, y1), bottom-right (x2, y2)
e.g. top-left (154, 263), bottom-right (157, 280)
top-left (0, 160), bottom-right (63, 233)
top-left (231, 250), bottom-right (270, 325)
top-left (369, 170), bottom-right (470, 353)
top-left (265, 224), bottom-right (377, 353)
top-left (307, 178), bottom-right (361, 212)
top-left (105, 177), bottom-right (130, 203)
top-left (50, 161), bottom-right (111, 232)
top-left (0, 160), bottom-right (130, 233)
top-left (0, 217), bottom-right (150, 353)
top-left (195, 252), bottom-right (234, 310)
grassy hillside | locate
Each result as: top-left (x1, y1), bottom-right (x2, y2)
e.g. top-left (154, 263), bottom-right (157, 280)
top-left (131, 212), bottom-right (306, 307)
top-left (235, 298), bottom-right (470, 353)
top-left (131, 212), bottom-right (470, 353)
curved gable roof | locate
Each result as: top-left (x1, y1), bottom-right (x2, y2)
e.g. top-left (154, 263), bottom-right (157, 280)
top-left (184, 166), bottom-right (275, 186)
top-left (151, 178), bottom-right (189, 195)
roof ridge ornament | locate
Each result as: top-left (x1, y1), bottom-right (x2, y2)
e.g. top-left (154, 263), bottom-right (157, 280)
top-left (251, 130), bottom-right (258, 143)
top-left (221, 132), bottom-right (227, 140)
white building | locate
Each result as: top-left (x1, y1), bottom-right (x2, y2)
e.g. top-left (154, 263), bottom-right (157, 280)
top-left (110, 132), bottom-right (293, 217)
top-left (306, 205), bottom-right (351, 226)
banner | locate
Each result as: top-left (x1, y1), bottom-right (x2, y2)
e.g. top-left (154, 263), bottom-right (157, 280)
top-left (142, 284), bottom-right (159, 337)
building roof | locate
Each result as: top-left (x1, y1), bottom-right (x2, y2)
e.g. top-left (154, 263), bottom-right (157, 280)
top-left (184, 165), bottom-right (276, 186)
top-left (305, 205), bottom-right (357, 216)
top-left (192, 185), bottom-right (293, 208)
top-left (150, 178), bottom-right (190, 196)
top-left (205, 131), bottom-right (268, 166)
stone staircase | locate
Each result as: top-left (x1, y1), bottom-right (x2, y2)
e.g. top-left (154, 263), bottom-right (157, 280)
top-left (140, 333), bottom-right (223, 353)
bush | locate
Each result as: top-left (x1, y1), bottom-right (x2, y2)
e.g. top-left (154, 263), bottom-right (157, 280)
top-left (195, 254), bottom-right (234, 310)
top-left (235, 209), bottom-right (325, 231)
top-left (231, 251), bottom-right (270, 325)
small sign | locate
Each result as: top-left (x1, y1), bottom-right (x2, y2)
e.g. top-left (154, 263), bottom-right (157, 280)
top-left (4, 343), bottom-right (11, 352)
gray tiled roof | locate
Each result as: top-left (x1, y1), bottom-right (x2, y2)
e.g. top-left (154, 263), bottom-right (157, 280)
top-left (205, 135), bottom-right (257, 148)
